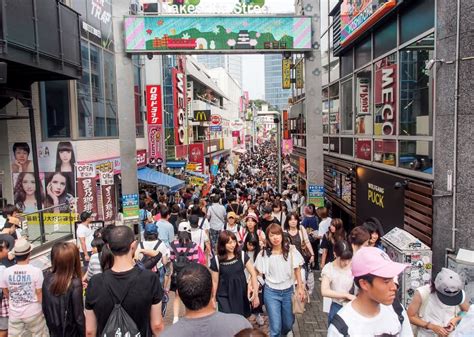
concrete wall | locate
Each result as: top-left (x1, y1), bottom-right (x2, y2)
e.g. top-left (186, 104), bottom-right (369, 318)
top-left (432, 0), bottom-right (474, 271)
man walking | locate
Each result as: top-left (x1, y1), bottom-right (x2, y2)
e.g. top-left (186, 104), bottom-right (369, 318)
top-left (206, 194), bottom-right (226, 250)
top-left (156, 207), bottom-right (175, 247)
top-left (76, 211), bottom-right (94, 267)
top-left (85, 226), bottom-right (164, 336)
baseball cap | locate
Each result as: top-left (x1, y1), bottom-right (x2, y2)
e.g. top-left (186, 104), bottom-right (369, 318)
top-left (434, 268), bottom-right (465, 306)
top-left (227, 212), bottom-right (237, 219)
top-left (144, 223), bottom-right (158, 234)
top-left (13, 239), bottom-right (32, 256)
top-left (263, 206), bottom-right (273, 214)
top-left (178, 222), bottom-right (191, 233)
top-left (352, 247), bottom-right (408, 278)
top-left (245, 213), bottom-right (259, 223)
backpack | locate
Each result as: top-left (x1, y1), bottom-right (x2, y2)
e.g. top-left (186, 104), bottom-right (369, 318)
top-left (331, 299), bottom-right (405, 336)
top-left (101, 271), bottom-right (141, 337)
top-left (170, 242), bottom-right (193, 280)
top-left (136, 241), bottom-right (162, 272)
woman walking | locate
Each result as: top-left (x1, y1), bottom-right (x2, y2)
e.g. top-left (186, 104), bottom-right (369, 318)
top-left (42, 242), bottom-right (85, 337)
top-left (255, 224), bottom-right (306, 337)
top-left (283, 212), bottom-right (315, 273)
top-left (320, 218), bottom-right (346, 269)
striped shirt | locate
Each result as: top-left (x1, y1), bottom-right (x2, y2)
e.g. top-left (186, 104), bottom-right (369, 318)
top-left (86, 253), bottom-right (102, 280)
top-left (169, 240), bottom-right (199, 263)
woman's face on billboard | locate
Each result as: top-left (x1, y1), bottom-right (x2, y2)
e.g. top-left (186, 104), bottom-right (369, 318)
top-left (59, 150), bottom-right (72, 163)
top-left (22, 173), bottom-right (36, 196)
top-left (15, 149), bottom-right (29, 164)
top-left (50, 173), bottom-right (66, 196)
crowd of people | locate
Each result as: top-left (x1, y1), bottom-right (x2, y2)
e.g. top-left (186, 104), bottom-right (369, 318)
top-left (0, 141), bottom-right (471, 337)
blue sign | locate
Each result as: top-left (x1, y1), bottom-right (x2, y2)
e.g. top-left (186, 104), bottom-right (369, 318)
top-left (308, 185), bottom-right (324, 207)
top-left (210, 125), bottom-right (222, 132)
top-left (122, 194), bottom-right (139, 219)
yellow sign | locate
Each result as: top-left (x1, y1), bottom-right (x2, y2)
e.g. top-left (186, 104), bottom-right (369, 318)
top-left (296, 60), bottom-right (304, 89)
top-left (186, 163), bottom-right (198, 171)
top-left (282, 58), bottom-right (291, 89)
top-left (24, 213), bottom-right (77, 225)
top-left (189, 176), bottom-right (205, 186)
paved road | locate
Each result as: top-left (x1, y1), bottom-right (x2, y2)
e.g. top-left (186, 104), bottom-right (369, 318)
top-left (163, 270), bottom-right (328, 336)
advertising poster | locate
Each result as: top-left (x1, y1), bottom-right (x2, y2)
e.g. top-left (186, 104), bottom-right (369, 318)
top-left (342, 179), bottom-right (352, 205)
top-left (122, 194), bottom-right (139, 219)
top-left (375, 62), bottom-right (397, 136)
top-left (188, 143), bottom-right (205, 172)
top-left (146, 85), bottom-right (163, 125)
top-left (282, 139), bottom-right (293, 156)
top-left (308, 185), bottom-right (324, 208)
top-left (148, 125), bottom-right (163, 164)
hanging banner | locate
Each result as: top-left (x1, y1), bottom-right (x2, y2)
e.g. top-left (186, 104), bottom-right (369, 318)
top-left (76, 163), bottom-right (96, 179)
top-left (282, 110), bottom-right (290, 140)
top-left (282, 58), bottom-right (291, 89)
top-left (188, 143), bottom-right (205, 172)
top-left (173, 56), bottom-right (187, 146)
top-left (77, 177), bottom-right (98, 215)
top-left (146, 85), bottom-right (163, 125)
top-left (148, 125), bottom-right (163, 163)
top-left (99, 170), bottom-right (114, 186)
top-left (101, 184), bottom-right (116, 225)
top-left (295, 60), bottom-right (304, 89)
top-left (282, 139), bottom-right (293, 155)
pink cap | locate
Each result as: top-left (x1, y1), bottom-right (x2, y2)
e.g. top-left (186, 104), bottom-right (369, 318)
top-left (352, 247), bottom-right (408, 278)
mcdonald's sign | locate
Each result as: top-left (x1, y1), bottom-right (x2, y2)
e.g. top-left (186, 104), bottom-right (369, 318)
top-left (193, 110), bottom-right (211, 122)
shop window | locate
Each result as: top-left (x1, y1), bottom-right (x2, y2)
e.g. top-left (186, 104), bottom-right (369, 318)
top-left (355, 66), bottom-right (372, 135)
top-left (40, 81), bottom-right (71, 139)
top-left (340, 49), bottom-right (353, 78)
top-left (321, 0), bottom-right (329, 34)
top-left (329, 83), bottom-right (339, 135)
top-left (322, 88), bottom-right (329, 135)
top-left (374, 18), bottom-right (397, 58)
top-left (321, 33), bottom-right (329, 86)
top-left (399, 140), bottom-right (433, 174)
top-left (355, 37), bottom-right (371, 69)
top-left (373, 139), bottom-right (396, 166)
top-left (104, 51), bottom-right (118, 137)
top-left (400, 0), bottom-right (434, 44)
top-left (329, 137), bottom-right (339, 153)
top-left (329, 27), bottom-right (340, 82)
top-left (77, 42), bottom-right (92, 137)
top-left (323, 137), bottom-right (329, 152)
top-left (374, 53), bottom-right (397, 136)
top-left (400, 34), bottom-right (434, 136)
top-left (340, 78), bottom-right (353, 133)
top-left (341, 137), bottom-right (353, 157)
top-left (355, 138), bottom-right (371, 161)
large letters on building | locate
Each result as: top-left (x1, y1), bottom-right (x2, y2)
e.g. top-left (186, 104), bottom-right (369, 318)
top-left (375, 64), bottom-right (397, 135)
top-left (173, 57), bottom-right (186, 146)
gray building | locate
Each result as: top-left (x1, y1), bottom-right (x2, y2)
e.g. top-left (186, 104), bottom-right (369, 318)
top-left (264, 54), bottom-right (291, 112)
top-left (196, 55), bottom-right (243, 86)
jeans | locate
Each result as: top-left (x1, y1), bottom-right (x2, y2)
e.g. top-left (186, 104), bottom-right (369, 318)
top-left (264, 286), bottom-right (294, 337)
top-left (328, 301), bottom-right (343, 325)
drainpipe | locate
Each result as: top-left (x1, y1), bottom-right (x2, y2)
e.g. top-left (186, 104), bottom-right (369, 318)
top-left (451, 0), bottom-right (461, 251)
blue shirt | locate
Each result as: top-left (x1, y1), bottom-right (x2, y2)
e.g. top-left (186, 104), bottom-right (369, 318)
top-left (301, 215), bottom-right (318, 231)
top-left (156, 219), bottom-right (175, 247)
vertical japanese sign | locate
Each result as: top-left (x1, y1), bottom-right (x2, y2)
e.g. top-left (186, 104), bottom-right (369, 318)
top-left (188, 143), bottom-right (204, 172)
top-left (282, 110), bottom-right (290, 140)
top-left (100, 170), bottom-right (115, 225)
top-left (282, 58), bottom-right (292, 89)
top-left (148, 125), bottom-right (163, 164)
top-left (173, 56), bottom-right (186, 146)
top-left (76, 163), bottom-right (98, 215)
top-left (146, 85), bottom-right (162, 125)
top-left (295, 60), bottom-right (304, 89)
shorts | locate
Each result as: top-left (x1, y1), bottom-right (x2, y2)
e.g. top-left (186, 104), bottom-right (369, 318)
top-left (0, 317), bottom-right (7, 331)
top-left (9, 312), bottom-right (49, 337)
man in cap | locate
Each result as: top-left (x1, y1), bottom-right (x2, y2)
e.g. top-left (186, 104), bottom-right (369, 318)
top-left (407, 268), bottom-right (470, 336)
top-left (328, 247), bottom-right (413, 336)
top-left (0, 239), bottom-right (49, 336)
top-left (76, 211), bottom-right (94, 266)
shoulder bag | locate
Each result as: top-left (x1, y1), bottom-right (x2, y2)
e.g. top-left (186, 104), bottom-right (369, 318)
top-left (290, 247), bottom-right (309, 314)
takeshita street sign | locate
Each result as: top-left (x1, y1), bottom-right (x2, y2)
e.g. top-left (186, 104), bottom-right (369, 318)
top-left (124, 16), bottom-right (312, 53)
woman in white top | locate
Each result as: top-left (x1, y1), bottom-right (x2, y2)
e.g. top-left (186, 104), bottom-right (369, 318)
top-left (316, 207), bottom-right (332, 242)
top-left (321, 240), bottom-right (355, 324)
top-left (408, 268), bottom-right (470, 337)
top-left (255, 224), bottom-right (306, 337)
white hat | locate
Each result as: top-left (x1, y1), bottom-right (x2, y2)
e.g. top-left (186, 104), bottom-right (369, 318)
top-left (178, 222), bottom-right (191, 233)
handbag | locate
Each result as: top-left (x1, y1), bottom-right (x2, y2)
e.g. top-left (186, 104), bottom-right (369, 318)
top-left (290, 246), bottom-right (309, 314)
top-left (299, 229), bottom-right (312, 259)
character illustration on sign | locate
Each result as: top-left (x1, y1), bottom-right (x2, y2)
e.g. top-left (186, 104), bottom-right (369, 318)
top-left (11, 143), bottom-right (34, 173)
top-left (44, 172), bottom-right (75, 213)
top-left (14, 173), bottom-right (44, 214)
top-left (189, 146), bottom-right (202, 163)
top-left (55, 141), bottom-right (76, 173)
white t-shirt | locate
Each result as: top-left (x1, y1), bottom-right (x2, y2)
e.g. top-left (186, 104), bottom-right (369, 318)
top-left (198, 217), bottom-right (210, 231)
top-left (76, 223), bottom-right (94, 252)
top-left (254, 247), bottom-right (304, 290)
top-left (191, 228), bottom-right (209, 251)
top-left (321, 261), bottom-right (354, 305)
top-left (327, 301), bottom-right (413, 337)
top-left (318, 217), bottom-right (332, 238)
top-left (141, 240), bottom-right (170, 269)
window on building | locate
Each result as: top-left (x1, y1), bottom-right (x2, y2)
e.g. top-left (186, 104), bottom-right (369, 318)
top-left (374, 18), bottom-right (397, 58)
top-left (90, 44), bottom-right (105, 137)
top-left (399, 140), bottom-right (433, 173)
top-left (341, 137), bottom-right (353, 156)
top-left (373, 139), bottom-right (396, 166)
top-left (355, 66), bottom-right (372, 135)
top-left (355, 37), bottom-right (372, 69)
top-left (321, 0), bottom-right (329, 34)
top-left (321, 33), bottom-right (329, 86)
top-left (329, 83), bottom-right (339, 134)
top-left (340, 78), bottom-right (353, 133)
top-left (355, 138), bottom-right (371, 161)
top-left (400, 0), bottom-right (434, 44)
top-left (322, 87), bottom-right (329, 135)
top-left (40, 81), bottom-right (71, 139)
top-left (400, 34), bottom-right (434, 136)
top-left (329, 27), bottom-right (340, 82)
top-left (132, 55), bottom-right (144, 137)
top-left (78, 42), bottom-right (93, 137)
top-left (374, 53), bottom-right (397, 136)
top-left (341, 49), bottom-right (353, 78)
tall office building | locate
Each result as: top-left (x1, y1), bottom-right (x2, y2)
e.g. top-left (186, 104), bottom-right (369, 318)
top-left (264, 54), bottom-right (291, 111)
top-left (196, 55), bottom-right (242, 86)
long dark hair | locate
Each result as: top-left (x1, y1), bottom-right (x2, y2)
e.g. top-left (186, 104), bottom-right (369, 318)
top-left (283, 212), bottom-right (300, 231)
top-left (55, 141), bottom-right (75, 172)
top-left (264, 224), bottom-right (289, 260)
top-left (242, 232), bottom-right (260, 262)
top-left (44, 171), bottom-right (73, 207)
top-left (13, 172), bottom-right (44, 212)
top-left (49, 242), bottom-right (82, 296)
top-left (178, 231), bottom-right (192, 247)
top-left (217, 230), bottom-right (240, 262)
top-left (328, 218), bottom-right (346, 243)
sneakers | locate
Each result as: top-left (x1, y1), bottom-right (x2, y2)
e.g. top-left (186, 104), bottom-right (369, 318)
top-left (286, 331), bottom-right (294, 337)
top-left (172, 317), bottom-right (179, 324)
top-left (256, 314), bottom-right (264, 326)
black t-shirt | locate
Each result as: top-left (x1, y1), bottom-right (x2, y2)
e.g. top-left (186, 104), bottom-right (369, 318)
top-left (85, 267), bottom-right (163, 337)
top-left (259, 217), bottom-right (280, 234)
top-left (3, 222), bottom-right (18, 240)
top-left (0, 234), bottom-right (15, 267)
top-left (320, 234), bottom-right (335, 265)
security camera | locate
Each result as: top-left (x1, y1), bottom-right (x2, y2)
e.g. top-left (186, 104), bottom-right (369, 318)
top-left (424, 59), bottom-right (435, 70)
top-left (394, 180), bottom-right (408, 189)
top-left (147, 53), bottom-right (154, 60)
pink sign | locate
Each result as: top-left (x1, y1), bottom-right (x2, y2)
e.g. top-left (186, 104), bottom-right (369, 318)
top-left (282, 139), bottom-right (294, 155)
top-left (148, 125), bottom-right (163, 163)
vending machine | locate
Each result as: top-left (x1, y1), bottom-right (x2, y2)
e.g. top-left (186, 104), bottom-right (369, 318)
top-left (382, 227), bottom-right (432, 307)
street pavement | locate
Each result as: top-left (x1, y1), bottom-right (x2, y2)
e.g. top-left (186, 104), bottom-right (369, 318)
top-left (163, 270), bottom-right (328, 336)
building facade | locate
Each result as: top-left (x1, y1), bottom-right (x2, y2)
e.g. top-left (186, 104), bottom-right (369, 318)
top-left (196, 55), bottom-right (243, 86)
top-left (264, 54), bottom-right (292, 111)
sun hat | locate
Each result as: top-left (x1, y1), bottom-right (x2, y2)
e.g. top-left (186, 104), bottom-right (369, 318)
top-left (178, 222), bottom-right (192, 233)
top-left (227, 211), bottom-right (237, 219)
top-left (245, 213), bottom-right (259, 223)
top-left (352, 247), bottom-right (408, 278)
top-left (434, 268), bottom-right (465, 306)
top-left (13, 239), bottom-right (32, 256)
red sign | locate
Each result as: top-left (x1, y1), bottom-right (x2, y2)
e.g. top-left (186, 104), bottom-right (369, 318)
top-left (136, 149), bottom-right (147, 167)
top-left (356, 139), bottom-right (372, 160)
top-left (77, 177), bottom-right (98, 214)
top-left (101, 184), bottom-right (116, 226)
top-left (188, 143), bottom-right (205, 172)
top-left (148, 125), bottom-right (163, 163)
top-left (299, 157), bottom-right (306, 175)
top-left (173, 56), bottom-right (186, 146)
top-left (375, 63), bottom-right (397, 135)
top-left (283, 110), bottom-right (290, 139)
top-left (211, 114), bottom-right (222, 126)
top-left (146, 85), bottom-right (162, 125)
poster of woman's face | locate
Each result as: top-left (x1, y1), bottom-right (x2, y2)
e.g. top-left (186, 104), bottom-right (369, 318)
top-left (38, 141), bottom-right (76, 173)
top-left (12, 172), bottom-right (45, 214)
top-left (44, 171), bottom-right (75, 213)
top-left (10, 142), bottom-right (34, 173)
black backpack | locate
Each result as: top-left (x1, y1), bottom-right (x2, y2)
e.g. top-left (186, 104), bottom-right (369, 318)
top-left (136, 240), bottom-right (162, 271)
top-left (331, 299), bottom-right (405, 336)
top-left (170, 242), bottom-right (193, 280)
top-left (101, 271), bottom-right (141, 337)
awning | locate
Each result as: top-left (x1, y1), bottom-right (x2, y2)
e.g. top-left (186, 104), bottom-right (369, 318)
top-left (186, 171), bottom-right (209, 180)
top-left (137, 167), bottom-right (185, 191)
top-left (166, 161), bottom-right (187, 168)
top-left (232, 148), bottom-right (247, 154)
top-left (205, 149), bottom-right (231, 158)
